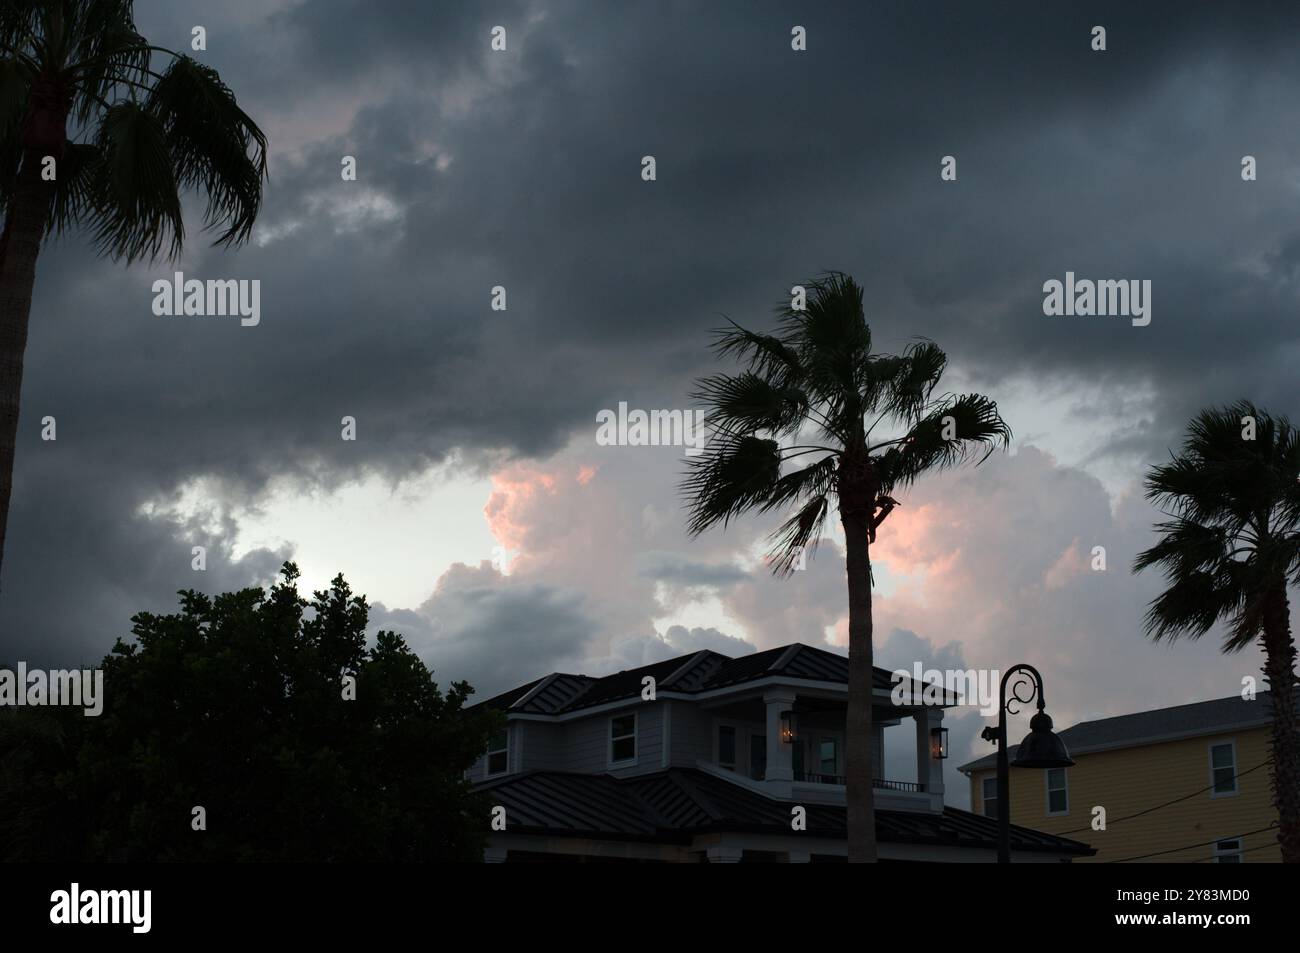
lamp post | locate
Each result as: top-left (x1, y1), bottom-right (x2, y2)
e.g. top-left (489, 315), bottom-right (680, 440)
top-left (980, 663), bottom-right (1074, 863)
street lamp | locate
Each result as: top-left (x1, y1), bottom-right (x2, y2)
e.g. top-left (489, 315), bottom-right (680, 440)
top-left (980, 663), bottom-right (1074, 863)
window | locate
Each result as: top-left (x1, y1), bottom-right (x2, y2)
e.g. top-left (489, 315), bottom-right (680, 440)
top-left (610, 713), bottom-right (637, 764)
top-left (819, 738), bottom-right (838, 777)
top-left (486, 729), bottom-right (508, 777)
top-left (1210, 742), bottom-right (1238, 796)
top-left (1046, 767), bottom-right (1069, 815)
top-left (750, 734), bottom-right (767, 780)
top-left (718, 725), bottom-right (736, 770)
top-left (1214, 838), bottom-right (1243, 863)
top-left (982, 777), bottom-right (998, 818)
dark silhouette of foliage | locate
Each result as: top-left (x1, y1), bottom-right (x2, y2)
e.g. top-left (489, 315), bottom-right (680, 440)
top-left (681, 273), bottom-right (1010, 861)
top-left (0, 563), bottom-right (499, 861)
top-left (1134, 401), bottom-right (1300, 862)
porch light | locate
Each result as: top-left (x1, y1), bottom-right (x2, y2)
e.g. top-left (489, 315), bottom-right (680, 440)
top-left (780, 711), bottom-right (797, 745)
top-left (929, 726), bottom-right (949, 760)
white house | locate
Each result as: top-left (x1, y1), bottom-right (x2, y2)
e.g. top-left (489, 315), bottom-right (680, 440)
top-left (468, 643), bottom-right (1094, 862)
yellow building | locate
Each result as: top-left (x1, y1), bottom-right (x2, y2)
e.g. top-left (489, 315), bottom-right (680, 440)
top-left (958, 692), bottom-right (1286, 863)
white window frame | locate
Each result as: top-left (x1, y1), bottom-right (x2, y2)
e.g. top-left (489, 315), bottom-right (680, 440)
top-left (981, 776), bottom-right (998, 819)
top-left (1214, 837), bottom-right (1244, 863)
top-left (1208, 739), bottom-right (1239, 799)
top-left (609, 712), bottom-right (638, 767)
top-left (485, 726), bottom-right (510, 778)
top-left (1045, 766), bottom-right (1069, 816)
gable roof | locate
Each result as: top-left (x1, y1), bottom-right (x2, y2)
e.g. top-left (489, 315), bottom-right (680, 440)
top-left (468, 642), bottom-right (919, 716)
top-left (474, 767), bottom-right (1094, 855)
top-left (958, 689), bottom-right (1288, 774)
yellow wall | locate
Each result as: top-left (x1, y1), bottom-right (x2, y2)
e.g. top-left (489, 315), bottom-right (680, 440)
top-left (967, 728), bottom-right (1280, 863)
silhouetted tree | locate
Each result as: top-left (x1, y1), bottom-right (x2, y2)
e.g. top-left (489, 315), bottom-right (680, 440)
top-left (0, 563), bottom-right (499, 861)
top-left (1135, 401), bottom-right (1300, 862)
top-left (0, 0), bottom-right (266, 588)
top-left (682, 273), bottom-right (1010, 861)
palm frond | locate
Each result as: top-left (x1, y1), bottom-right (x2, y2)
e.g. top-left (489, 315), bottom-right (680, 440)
top-left (681, 434), bottom-right (783, 536)
top-left (712, 319), bottom-right (803, 386)
top-left (1133, 518), bottom-right (1230, 578)
top-left (1142, 569), bottom-right (1244, 645)
top-left (875, 393), bottom-right (1011, 493)
top-left (884, 339), bottom-right (947, 423)
top-left (767, 495), bottom-right (829, 577)
top-left (1136, 401), bottom-right (1300, 649)
top-left (761, 454), bottom-right (838, 513)
top-left (776, 272), bottom-right (871, 409)
top-left (50, 0), bottom-right (152, 124)
top-left (0, 55), bottom-right (29, 204)
top-left (146, 55), bottom-right (266, 249)
top-left (0, 2), bottom-right (41, 57)
top-left (682, 274), bottom-right (1010, 569)
top-left (85, 100), bottom-right (183, 262)
top-left (691, 371), bottom-right (808, 440)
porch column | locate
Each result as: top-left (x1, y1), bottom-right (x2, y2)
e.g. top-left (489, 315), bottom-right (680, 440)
top-left (915, 706), bottom-right (945, 806)
top-left (764, 689), bottom-right (796, 781)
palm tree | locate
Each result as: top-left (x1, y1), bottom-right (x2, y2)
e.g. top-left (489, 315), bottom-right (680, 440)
top-left (1134, 401), bottom-right (1300, 862)
top-left (0, 0), bottom-right (266, 587)
top-left (682, 273), bottom-right (1011, 861)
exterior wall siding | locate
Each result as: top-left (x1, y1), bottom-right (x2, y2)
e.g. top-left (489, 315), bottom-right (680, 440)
top-left (670, 702), bottom-right (714, 767)
top-left (968, 727), bottom-right (1280, 863)
top-left (547, 703), bottom-right (665, 777)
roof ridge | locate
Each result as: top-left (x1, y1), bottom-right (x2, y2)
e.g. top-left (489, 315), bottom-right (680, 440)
top-left (1070, 689), bottom-right (1284, 729)
top-left (660, 649), bottom-right (716, 689)
top-left (510, 673), bottom-right (561, 710)
top-left (665, 767), bottom-right (726, 821)
top-left (768, 644), bottom-right (803, 671)
top-left (557, 676), bottom-right (599, 710)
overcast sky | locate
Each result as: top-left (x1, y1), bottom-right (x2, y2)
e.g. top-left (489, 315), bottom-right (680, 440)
top-left (4, 1), bottom-right (1299, 803)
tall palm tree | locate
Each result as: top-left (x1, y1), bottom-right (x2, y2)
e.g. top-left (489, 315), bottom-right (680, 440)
top-left (682, 273), bottom-right (1011, 861)
top-left (0, 0), bottom-right (266, 587)
top-left (1134, 401), bottom-right (1300, 862)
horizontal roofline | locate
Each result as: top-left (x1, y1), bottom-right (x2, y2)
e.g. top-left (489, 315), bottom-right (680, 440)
top-left (956, 690), bottom-right (1291, 773)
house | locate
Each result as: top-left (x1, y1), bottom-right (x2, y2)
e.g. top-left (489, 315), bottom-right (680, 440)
top-left (467, 642), bottom-right (1094, 862)
top-left (958, 690), bottom-right (1290, 863)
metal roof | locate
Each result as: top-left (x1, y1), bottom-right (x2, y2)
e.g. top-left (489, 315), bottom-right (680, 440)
top-left (474, 767), bottom-right (1094, 854)
top-left (958, 689), bottom-right (1289, 774)
top-left (469, 642), bottom-right (918, 716)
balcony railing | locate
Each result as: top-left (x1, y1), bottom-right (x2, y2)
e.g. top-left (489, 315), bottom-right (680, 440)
top-left (792, 771), bottom-right (924, 793)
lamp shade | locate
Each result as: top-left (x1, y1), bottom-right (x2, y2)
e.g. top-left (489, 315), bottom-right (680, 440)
top-left (1012, 710), bottom-right (1075, 769)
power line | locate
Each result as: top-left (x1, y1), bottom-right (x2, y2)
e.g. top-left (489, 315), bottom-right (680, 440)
top-left (1105, 824), bottom-right (1278, 863)
top-left (1191, 837), bottom-right (1280, 862)
top-left (1055, 760), bottom-right (1270, 836)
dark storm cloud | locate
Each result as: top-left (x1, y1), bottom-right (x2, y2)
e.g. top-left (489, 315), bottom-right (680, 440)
top-left (369, 561), bottom-right (599, 696)
top-left (4, 1), bottom-right (1300, 669)
top-left (637, 551), bottom-right (749, 588)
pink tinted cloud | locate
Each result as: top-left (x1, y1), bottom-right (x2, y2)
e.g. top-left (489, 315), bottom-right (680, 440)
top-left (483, 465), bottom-right (559, 554)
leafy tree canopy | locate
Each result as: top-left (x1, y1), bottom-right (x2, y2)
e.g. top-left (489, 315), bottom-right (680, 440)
top-left (0, 563), bottom-right (499, 861)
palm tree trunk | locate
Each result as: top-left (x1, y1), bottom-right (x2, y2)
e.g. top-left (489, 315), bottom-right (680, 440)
top-left (0, 149), bottom-right (56, 591)
top-left (842, 504), bottom-right (878, 862)
top-left (1262, 582), bottom-right (1300, 862)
